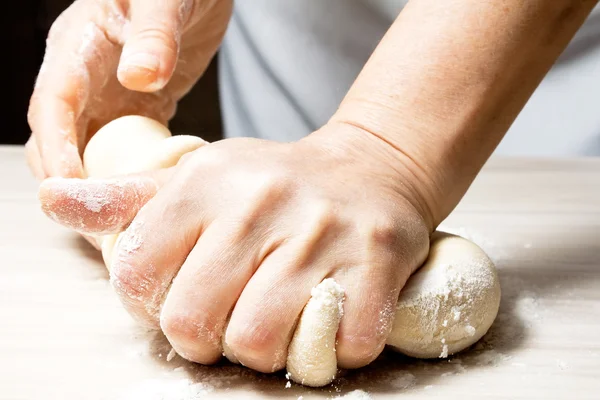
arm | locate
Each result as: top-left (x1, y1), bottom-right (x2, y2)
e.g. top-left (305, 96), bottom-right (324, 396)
top-left (36, 0), bottom-right (597, 375)
top-left (330, 0), bottom-right (597, 229)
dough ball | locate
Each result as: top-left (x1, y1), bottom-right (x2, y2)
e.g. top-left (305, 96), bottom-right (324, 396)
top-left (84, 115), bottom-right (173, 178)
top-left (386, 232), bottom-right (501, 358)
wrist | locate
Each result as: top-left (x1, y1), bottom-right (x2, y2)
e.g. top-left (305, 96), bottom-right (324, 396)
top-left (304, 121), bottom-right (442, 232)
top-left (329, 100), bottom-right (486, 228)
top-left (320, 0), bottom-right (596, 227)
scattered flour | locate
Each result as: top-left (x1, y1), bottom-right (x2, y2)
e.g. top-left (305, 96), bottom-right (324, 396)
top-left (390, 372), bottom-right (417, 390)
top-left (115, 378), bottom-right (213, 400)
top-left (335, 390), bottom-right (373, 399)
top-left (167, 347), bottom-right (177, 362)
top-left (472, 349), bottom-right (511, 366)
top-left (440, 345), bottom-right (449, 358)
top-left (556, 359), bottom-right (569, 370)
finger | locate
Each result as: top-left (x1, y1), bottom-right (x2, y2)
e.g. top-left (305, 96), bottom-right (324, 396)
top-left (28, 5), bottom-right (120, 178)
top-left (28, 87), bottom-right (85, 178)
top-left (332, 248), bottom-right (410, 370)
top-left (118, 0), bottom-right (193, 92)
top-left (224, 200), bottom-right (347, 374)
top-left (159, 215), bottom-right (269, 365)
top-left (224, 201), bottom-right (346, 373)
top-left (108, 170), bottom-right (208, 327)
top-left (25, 136), bottom-right (47, 181)
top-left (28, 17), bottom-right (86, 178)
top-left (38, 168), bottom-right (173, 235)
top-left (224, 240), bottom-right (331, 373)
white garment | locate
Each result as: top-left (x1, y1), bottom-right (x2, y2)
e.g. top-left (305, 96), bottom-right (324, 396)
top-left (219, 1), bottom-right (600, 156)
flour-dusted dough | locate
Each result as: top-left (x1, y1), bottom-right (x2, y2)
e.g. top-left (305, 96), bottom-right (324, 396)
top-left (386, 232), bottom-right (501, 358)
top-left (82, 115), bottom-right (206, 267)
top-left (286, 232), bottom-right (501, 387)
top-left (83, 116), bottom-right (501, 388)
top-left (286, 279), bottom-right (345, 387)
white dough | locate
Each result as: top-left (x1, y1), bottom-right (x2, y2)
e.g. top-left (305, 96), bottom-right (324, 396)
top-left (82, 115), bottom-right (206, 268)
top-left (83, 115), bottom-right (501, 388)
top-left (286, 279), bottom-right (345, 387)
top-left (84, 115), bottom-right (172, 178)
top-left (386, 232), bottom-right (501, 359)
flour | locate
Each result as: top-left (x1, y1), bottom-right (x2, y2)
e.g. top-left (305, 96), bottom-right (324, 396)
top-left (389, 372), bottom-right (417, 390)
top-left (167, 347), bottom-right (177, 362)
top-left (472, 349), bottom-right (511, 366)
top-left (440, 344), bottom-right (449, 358)
top-left (387, 233), bottom-right (501, 360)
top-left (335, 390), bottom-right (373, 399)
top-left (115, 219), bottom-right (145, 256)
top-left (40, 176), bottom-right (154, 235)
top-left (115, 378), bottom-right (213, 400)
top-left (287, 279), bottom-right (346, 387)
top-left (394, 260), bottom-right (495, 350)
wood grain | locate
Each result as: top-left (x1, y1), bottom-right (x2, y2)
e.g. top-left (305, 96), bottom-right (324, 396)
top-left (1, 147), bottom-right (599, 399)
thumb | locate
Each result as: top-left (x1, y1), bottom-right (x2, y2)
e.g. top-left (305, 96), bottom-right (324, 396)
top-left (38, 167), bottom-right (175, 235)
top-left (117, 0), bottom-right (191, 92)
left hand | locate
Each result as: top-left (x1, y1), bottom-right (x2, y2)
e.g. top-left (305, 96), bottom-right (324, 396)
top-left (39, 122), bottom-right (432, 372)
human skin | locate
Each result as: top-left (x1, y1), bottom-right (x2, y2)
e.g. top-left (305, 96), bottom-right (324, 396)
top-left (34, 0), bottom-right (597, 374)
top-left (26, 0), bottom-right (232, 179)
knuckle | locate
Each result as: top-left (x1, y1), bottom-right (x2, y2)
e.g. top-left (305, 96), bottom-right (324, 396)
top-left (178, 145), bottom-right (225, 173)
top-left (226, 322), bottom-right (283, 371)
top-left (236, 172), bottom-right (291, 229)
top-left (337, 327), bottom-right (387, 368)
top-left (337, 294), bottom-right (395, 368)
top-left (109, 261), bottom-right (157, 312)
top-left (368, 218), bottom-right (402, 248)
top-left (306, 198), bottom-right (338, 231)
top-left (134, 26), bottom-right (178, 53)
top-left (245, 166), bottom-right (291, 200)
top-left (286, 198), bottom-right (340, 272)
top-left (160, 310), bottom-right (222, 363)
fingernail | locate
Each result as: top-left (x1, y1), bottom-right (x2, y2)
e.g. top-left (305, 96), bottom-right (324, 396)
top-left (121, 52), bottom-right (161, 74)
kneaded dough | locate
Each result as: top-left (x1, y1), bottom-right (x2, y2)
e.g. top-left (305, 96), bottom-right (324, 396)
top-left (286, 232), bottom-right (500, 386)
top-left (82, 115), bottom-right (207, 267)
top-left (84, 115), bottom-right (501, 388)
top-left (286, 279), bottom-right (345, 387)
top-left (386, 231), bottom-right (500, 358)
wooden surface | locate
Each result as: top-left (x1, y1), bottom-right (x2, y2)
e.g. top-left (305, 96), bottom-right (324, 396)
top-left (1, 146), bottom-right (599, 399)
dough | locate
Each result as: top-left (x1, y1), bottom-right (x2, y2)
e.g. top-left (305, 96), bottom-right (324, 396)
top-left (286, 232), bottom-right (500, 386)
top-left (84, 115), bottom-right (501, 388)
top-left (82, 115), bottom-right (207, 268)
top-left (386, 231), bottom-right (501, 359)
top-left (286, 279), bottom-right (345, 387)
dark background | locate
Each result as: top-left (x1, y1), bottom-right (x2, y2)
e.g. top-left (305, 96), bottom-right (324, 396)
top-left (3, 0), bottom-right (223, 145)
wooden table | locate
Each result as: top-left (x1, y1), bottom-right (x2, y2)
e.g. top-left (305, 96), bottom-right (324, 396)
top-left (1, 146), bottom-right (599, 399)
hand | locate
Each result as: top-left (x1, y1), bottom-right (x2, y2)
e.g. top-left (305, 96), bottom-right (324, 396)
top-left (39, 123), bottom-right (432, 372)
top-left (27, 0), bottom-right (232, 179)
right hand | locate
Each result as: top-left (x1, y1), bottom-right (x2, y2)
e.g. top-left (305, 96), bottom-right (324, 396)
top-left (26, 0), bottom-right (232, 179)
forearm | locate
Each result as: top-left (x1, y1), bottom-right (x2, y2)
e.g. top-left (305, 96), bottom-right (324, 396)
top-left (331, 0), bottom-right (597, 226)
